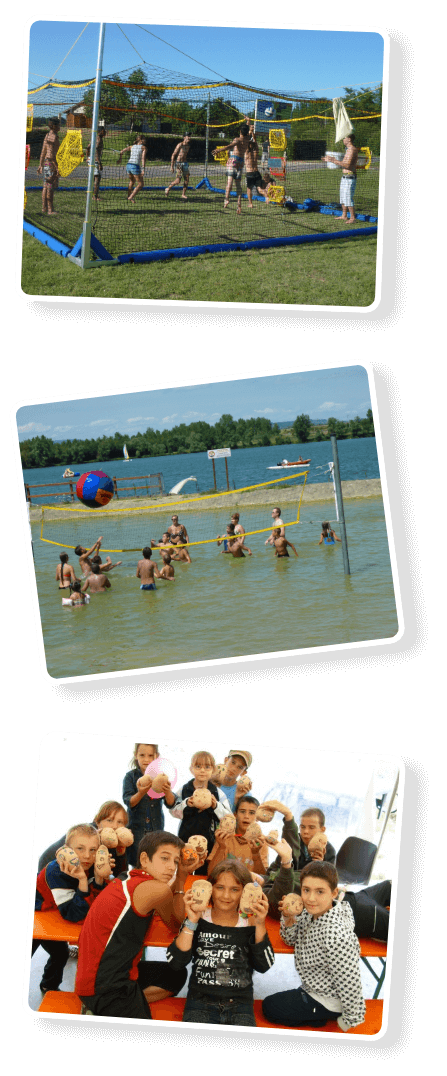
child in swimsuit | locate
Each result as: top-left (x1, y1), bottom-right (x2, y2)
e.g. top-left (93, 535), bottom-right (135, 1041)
top-left (37, 118), bottom-right (60, 215)
top-left (319, 522), bottom-right (341, 546)
top-left (218, 123), bottom-right (251, 215)
top-left (56, 552), bottom-right (77, 590)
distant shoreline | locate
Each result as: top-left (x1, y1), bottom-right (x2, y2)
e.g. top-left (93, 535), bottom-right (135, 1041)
top-left (29, 478), bottom-right (382, 523)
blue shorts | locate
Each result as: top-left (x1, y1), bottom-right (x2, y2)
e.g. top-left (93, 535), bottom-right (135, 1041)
top-left (141, 583), bottom-right (156, 591)
top-left (127, 162), bottom-right (141, 176)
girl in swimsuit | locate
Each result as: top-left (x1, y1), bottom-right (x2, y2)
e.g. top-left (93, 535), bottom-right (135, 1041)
top-left (319, 523), bottom-right (341, 546)
top-left (218, 123), bottom-right (251, 214)
top-left (56, 552), bottom-right (77, 590)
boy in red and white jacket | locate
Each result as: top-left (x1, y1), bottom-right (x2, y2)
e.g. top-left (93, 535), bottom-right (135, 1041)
top-left (33, 823), bottom-right (109, 993)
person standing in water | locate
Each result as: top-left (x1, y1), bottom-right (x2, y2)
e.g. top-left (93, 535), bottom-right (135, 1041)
top-left (319, 523), bottom-right (341, 546)
top-left (56, 552), bottom-right (78, 591)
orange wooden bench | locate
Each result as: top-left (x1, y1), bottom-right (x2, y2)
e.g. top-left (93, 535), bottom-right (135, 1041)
top-left (33, 910), bottom-right (82, 945)
top-left (38, 992), bottom-right (382, 1034)
top-left (34, 908), bottom-right (386, 959)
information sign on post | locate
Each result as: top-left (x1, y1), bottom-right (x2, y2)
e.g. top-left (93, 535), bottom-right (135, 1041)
top-left (207, 448), bottom-right (231, 490)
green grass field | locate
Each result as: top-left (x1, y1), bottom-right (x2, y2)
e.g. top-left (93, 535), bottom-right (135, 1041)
top-left (22, 228), bottom-right (377, 305)
top-left (23, 150), bottom-right (378, 304)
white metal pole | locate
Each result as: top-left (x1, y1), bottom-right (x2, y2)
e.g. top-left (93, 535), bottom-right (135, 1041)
top-left (81, 23), bottom-right (106, 269)
top-left (328, 461), bottom-right (340, 520)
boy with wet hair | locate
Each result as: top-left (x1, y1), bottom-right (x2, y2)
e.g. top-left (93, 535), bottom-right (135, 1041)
top-left (159, 553), bottom-right (175, 581)
top-left (82, 562), bottom-right (111, 593)
top-left (263, 861), bottom-right (365, 1030)
top-left (75, 537), bottom-right (103, 576)
top-left (137, 546), bottom-right (161, 591)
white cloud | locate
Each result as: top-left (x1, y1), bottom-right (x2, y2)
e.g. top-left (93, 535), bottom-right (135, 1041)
top-left (16, 421), bottom-right (50, 434)
top-left (182, 411), bottom-right (206, 419)
top-left (53, 425), bottom-right (76, 433)
top-left (318, 402), bottom-right (346, 411)
top-left (254, 408), bottom-right (275, 414)
top-left (162, 414), bottom-right (178, 423)
top-left (126, 416), bottom-right (155, 423)
top-left (89, 419), bottom-right (115, 427)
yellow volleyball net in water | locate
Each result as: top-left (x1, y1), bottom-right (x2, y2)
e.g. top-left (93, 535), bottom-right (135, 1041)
top-left (37, 471), bottom-right (309, 553)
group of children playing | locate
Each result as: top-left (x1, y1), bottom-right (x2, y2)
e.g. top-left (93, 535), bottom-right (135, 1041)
top-left (33, 744), bottom-right (391, 1029)
top-left (35, 118), bottom-right (278, 217)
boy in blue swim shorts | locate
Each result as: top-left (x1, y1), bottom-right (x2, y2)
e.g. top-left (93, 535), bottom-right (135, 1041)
top-left (137, 547), bottom-right (161, 591)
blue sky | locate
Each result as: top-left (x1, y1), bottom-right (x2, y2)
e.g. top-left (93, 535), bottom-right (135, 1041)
top-left (28, 22), bottom-right (383, 97)
top-left (17, 366), bottom-right (371, 440)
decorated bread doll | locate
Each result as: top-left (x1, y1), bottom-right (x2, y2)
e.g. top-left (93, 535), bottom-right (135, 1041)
top-left (187, 834), bottom-right (208, 855)
top-left (256, 806), bottom-right (275, 823)
top-left (239, 881), bottom-right (262, 916)
top-left (56, 846), bottom-right (80, 869)
top-left (282, 893), bottom-right (304, 916)
top-left (238, 779), bottom-right (252, 796)
top-left (245, 822), bottom-right (263, 843)
top-left (307, 833), bottom-right (328, 855)
top-left (115, 826), bottom-right (134, 847)
top-left (99, 827), bottom-right (119, 848)
top-left (265, 829), bottom-right (279, 846)
top-left (190, 878), bottom-right (213, 911)
top-left (192, 788), bottom-right (213, 809)
top-left (216, 815), bottom-right (237, 836)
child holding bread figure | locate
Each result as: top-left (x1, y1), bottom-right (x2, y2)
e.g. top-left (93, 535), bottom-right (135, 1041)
top-left (262, 861), bottom-right (366, 1031)
top-left (166, 858), bottom-right (274, 1025)
top-left (37, 800), bottom-right (131, 876)
top-left (123, 744), bottom-right (178, 866)
top-left (33, 823), bottom-right (110, 993)
top-left (76, 831), bottom-right (201, 1019)
top-left (169, 750), bottom-right (233, 873)
top-left (207, 795), bottom-right (269, 875)
top-left (213, 749), bottom-right (253, 810)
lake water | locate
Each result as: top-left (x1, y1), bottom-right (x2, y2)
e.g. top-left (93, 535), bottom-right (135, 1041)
top-left (19, 439), bottom-right (400, 680)
top-left (23, 438), bottom-right (380, 501)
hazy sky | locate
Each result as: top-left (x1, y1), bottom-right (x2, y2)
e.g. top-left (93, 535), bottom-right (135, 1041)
top-left (17, 366), bottom-right (371, 440)
top-left (28, 22), bottom-right (383, 97)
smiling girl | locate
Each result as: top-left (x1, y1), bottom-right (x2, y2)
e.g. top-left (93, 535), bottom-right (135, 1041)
top-left (166, 859), bottom-right (274, 1026)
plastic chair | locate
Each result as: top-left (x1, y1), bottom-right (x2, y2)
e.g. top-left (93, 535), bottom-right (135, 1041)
top-left (335, 837), bottom-right (377, 885)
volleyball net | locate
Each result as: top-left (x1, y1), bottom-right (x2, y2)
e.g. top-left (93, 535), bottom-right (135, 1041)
top-left (25, 63), bottom-right (381, 263)
top-left (37, 471), bottom-right (309, 553)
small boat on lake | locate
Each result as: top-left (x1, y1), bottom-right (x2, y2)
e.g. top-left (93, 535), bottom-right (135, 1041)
top-left (123, 444), bottom-right (130, 461)
top-left (62, 468), bottom-right (80, 477)
top-left (268, 458), bottom-right (311, 470)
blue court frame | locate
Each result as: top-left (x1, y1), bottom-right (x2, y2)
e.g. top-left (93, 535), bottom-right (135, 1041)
top-left (23, 175), bottom-right (378, 267)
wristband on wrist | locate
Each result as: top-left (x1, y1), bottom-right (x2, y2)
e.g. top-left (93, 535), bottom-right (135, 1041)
top-left (184, 918), bottom-right (198, 931)
top-left (282, 860), bottom-right (293, 869)
top-left (174, 890), bottom-right (185, 895)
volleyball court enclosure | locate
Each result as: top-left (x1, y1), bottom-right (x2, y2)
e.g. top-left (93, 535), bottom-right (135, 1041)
top-left (25, 64), bottom-right (380, 265)
top-left (38, 472), bottom-right (309, 554)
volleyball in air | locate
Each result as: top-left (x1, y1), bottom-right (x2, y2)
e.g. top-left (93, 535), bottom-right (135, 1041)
top-left (265, 107), bottom-right (274, 117)
top-left (76, 470), bottom-right (114, 508)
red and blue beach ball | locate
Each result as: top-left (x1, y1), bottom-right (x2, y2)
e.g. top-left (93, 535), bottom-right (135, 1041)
top-left (76, 470), bottom-right (114, 508)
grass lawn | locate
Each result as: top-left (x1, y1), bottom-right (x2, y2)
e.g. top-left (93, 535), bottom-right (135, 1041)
top-left (22, 228), bottom-right (377, 305)
top-left (24, 147), bottom-right (378, 304)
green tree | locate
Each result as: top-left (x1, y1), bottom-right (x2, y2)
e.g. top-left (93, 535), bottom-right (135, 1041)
top-left (292, 414), bottom-right (311, 443)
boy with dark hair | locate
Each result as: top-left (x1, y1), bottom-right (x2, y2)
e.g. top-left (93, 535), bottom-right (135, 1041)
top-left (137, 546), bottom-right (161, 591)
top-left (206, 795), bottom-right (269, 876)
top-left (82, 562), bottom-right (111, 593)
top-left (75, 831), bottom-right (196, 1019)
top-left (262, 861), bottom-right (365, 1031)
top-left (75, 537), bottom-right (102, 576)
top-left (262, 801), bottom-right (391, 941)
top-left (159, 553), bottom-right (175, 581)
top-left (165, 133), bottom-right (191, 200)
top-left (217, 750), bottom-right (253, 810)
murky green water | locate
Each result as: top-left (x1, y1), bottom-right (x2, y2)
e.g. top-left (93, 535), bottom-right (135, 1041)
top-left (32, 497), bottom-right (398, 679)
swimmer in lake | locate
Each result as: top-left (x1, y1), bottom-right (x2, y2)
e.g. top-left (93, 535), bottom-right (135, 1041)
top-left (319, 522), bottom-right (341, 546)
top-left (82, 563), bottom-right (111, 594)
top-left (91, 554), bottom-right (122, 574)
top-left (137, 547), bottom-right (161, 591)
top-left (222, 533), bottom-right (252, 558)
top-left (231, 513), bottom-right (245, 539)
top-left (75, 537), bottom-right (103, 576)
top-left (167, 515), bottom-right (189, 545)
top-left (265, 507), bottom-right (285, 545)
top-left (272, 528), bottom-right (298, 558)
top-left (159, 553), bottom-right (175, 581)
top-left (56, 552), bottom-right (78, 591)
top-left (217, 523), bottom-right (235, 551)
top-left (64, 581), bottom-right (89, 606)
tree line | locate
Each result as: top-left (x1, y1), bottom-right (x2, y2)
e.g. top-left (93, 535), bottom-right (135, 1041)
top-left (20, 411), bottom-right (375, 469)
